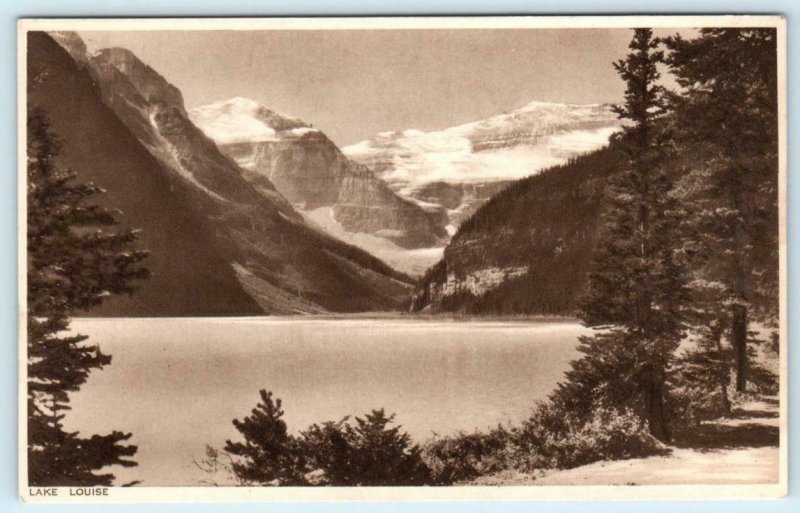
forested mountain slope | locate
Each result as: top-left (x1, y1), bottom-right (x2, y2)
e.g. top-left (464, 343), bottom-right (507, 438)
top-left (412, 133), bottom-right (778, 318)
top-left (411, 147), bottom-right (621, 315)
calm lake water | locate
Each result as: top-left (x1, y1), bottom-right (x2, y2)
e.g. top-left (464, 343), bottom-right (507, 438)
top-left (64, 318), bottom-right (589, 486)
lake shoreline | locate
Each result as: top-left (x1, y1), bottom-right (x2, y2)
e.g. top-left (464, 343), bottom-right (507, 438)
top-left (72, 313), bottom-right (583, 323)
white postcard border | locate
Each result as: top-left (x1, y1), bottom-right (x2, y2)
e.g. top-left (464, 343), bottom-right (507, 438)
top-left (17, 14), bottom-right (788, 503)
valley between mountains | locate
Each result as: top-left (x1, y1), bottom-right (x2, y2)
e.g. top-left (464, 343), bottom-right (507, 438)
top-left (36, 30), bottom-right (622, 317)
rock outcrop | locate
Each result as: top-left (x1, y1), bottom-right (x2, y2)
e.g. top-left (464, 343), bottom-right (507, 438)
top-left (93, 47), bottom-right (186, 114)
top-left (190, 98), bottom-right (446, 249)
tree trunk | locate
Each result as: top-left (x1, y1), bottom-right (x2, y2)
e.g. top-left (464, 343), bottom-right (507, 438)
top-left (732, 304), bottom-right (748, 392)
top-left (647, 366), bottom-right (670, 442)
top-left (728, 162), bottom-right (749, 394)
top-left (712, 324), bottom-right (731, 415)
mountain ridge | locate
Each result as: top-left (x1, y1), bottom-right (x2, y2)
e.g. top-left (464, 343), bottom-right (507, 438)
top-left (28, 31), bottom-right (264, 316)
top-left (343, 101), bottom-right (620, 191)
top-left (190, 97), bottom-right (447, 251)
top-left (43, 31), bottom-right (416, 314)
top-left (339, 100), bottom-right (622, 275)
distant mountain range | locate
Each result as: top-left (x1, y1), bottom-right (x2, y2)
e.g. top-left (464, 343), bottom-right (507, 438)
top-left (188, 97), bottom-right (448, 275)
top-left (343, 102), bottom-right (621, 273)
top-left (189, 97), bottom-right (621, 277)
top-left (344, 101), bottom-right (619, 191)
top-left (34, 30), bottom-right (626, 315)
top-left (37, 31), bottom-right (414, 315)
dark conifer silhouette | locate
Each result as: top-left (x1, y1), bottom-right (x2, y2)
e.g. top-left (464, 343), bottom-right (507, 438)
top-left (224, 390), bottom-right (431, 486)
top-left (224, 390), bottom-right (307, 485)
top-left (559, 29), bottom-right (689, 442)
top-left (27, 108), bottom-right (149, 486)
top-left (299, 409), bottom-right (431, 486)
top-left (663, 28), bottom-right (779, 392)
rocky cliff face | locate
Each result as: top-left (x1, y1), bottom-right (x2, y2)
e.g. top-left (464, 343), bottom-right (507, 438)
top-left (48, 31), bottom-right (90, 65)
top-left (94, 47), bottom-right (187, 115)
top-left (44, 31), bottom-right (415, 314)
top-left (334, 164), bottom-right (448, 247)
top-left (190, 98), bottom-right (446, 250)
top-left (411, 181), bottom-right (512, 233)
top-left (226, 131), bottom-right (344, 208)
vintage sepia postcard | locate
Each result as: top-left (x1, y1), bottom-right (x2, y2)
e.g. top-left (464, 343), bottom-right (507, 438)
top-left (18, 15), bottom-right (787, 503)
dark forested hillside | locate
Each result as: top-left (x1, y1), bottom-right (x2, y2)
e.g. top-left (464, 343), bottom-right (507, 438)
top-left (412, 120), bottom-right (778, 320)
top-left (411, 147), bottom-right (622, 315)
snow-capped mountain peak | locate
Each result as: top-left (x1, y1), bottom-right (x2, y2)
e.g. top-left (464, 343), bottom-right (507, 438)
top-left (342, 101), bottom-right (621, 191)
top-left (189, 97), bottom-right (317, 145)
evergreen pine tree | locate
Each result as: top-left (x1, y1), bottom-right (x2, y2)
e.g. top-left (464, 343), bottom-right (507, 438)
top-left (224, 390), bottom-right (307, 485)
top-left (663, 29), bottom-right (779, 392)
top-left (341, 409), bottom-right (431, 486)
top-left (27, 108), bottom-right (149, 486)
top-left (558, 29), bottom-right (689, 442)
top-left (225, 390), bottom-right (432, 486)
top-left (298, 409), bottom-right (431, 486)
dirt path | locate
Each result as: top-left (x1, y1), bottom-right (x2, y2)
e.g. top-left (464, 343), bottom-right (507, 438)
top-left (473, 397), bottom-right (780, 486)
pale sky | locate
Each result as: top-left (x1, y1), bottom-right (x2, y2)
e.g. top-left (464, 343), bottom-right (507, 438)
top-left (81, 28), bottom-right (686, 146)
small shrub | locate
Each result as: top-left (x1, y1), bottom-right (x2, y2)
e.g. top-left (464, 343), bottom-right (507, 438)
top-left (565, 407), bottom-right (668, 466)
top-left (669, 381), bottom-right (731, 428)
top-left (510, 402), bottom-right (666, 472)
top-left (193, 445), bottom-right (246, 486)
top-left (423, 428), bottom-right (510, 484)
top-left (669, 346), bottom-right (733, 427)
top-left (746, 362), bottom-right (779, 395)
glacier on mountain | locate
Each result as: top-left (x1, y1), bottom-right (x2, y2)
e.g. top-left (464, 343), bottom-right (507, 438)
top-left (190, 98), bottom-right (621, 276)
top-left (342, 101), bottom-right (621, 193)
top-left (189, 97), bottom-right (315, 145)
top-left (191, 97), bottom-right (447, 252)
